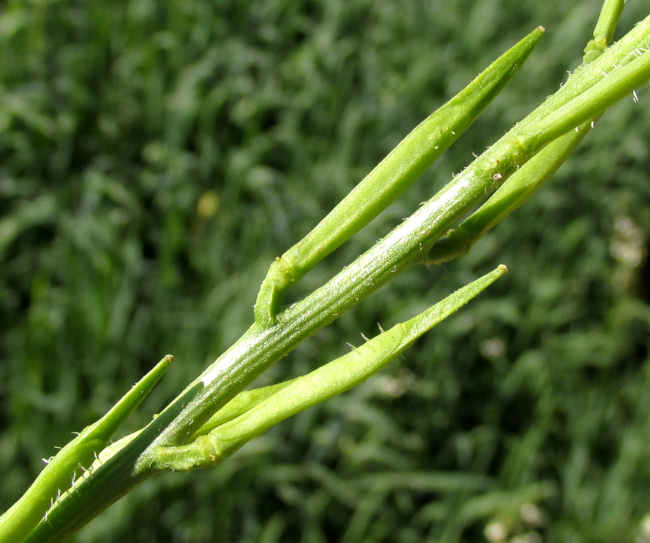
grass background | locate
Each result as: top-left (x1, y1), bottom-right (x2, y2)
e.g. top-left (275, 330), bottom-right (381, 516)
top-left (1, 1), bottom-right (649, 541)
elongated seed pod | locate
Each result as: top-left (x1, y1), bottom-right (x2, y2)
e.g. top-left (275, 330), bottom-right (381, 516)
top-left (427, 0), bottom-right (626, 265)
top-left (152, 266), bottom-right (506, 471)
top-left (253, 28), bottom-right (544, 327)
top-left (190, 378), bottom-right (298, 438)
top-left (0, 356), bottom-right (172, 543)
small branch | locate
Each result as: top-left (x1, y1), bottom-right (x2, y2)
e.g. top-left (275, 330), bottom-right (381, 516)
top-left (17, 11), bottom-right (650, 543)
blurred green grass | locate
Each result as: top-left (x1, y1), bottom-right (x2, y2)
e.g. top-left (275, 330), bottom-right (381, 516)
top-left (1, 1), bottom-right (649, 542)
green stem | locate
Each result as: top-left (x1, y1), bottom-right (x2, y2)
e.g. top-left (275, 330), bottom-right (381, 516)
top-left (159, 15), bottom-right (650, 453)
top-left (522, 49), bottom-right (650, 149)
top-left (427, 122), bottom-right (593, 264)
top-left (585, 0), bottom-right (625, 62)
top-left (154, 11), bottom-right (650, 453)
top-left (428, 0), bottom-right (626, 263)
top-left (20, 11), bottom-right (650, 543)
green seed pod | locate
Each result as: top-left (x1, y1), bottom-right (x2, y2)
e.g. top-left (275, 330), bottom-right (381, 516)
top-left (253, 28), bottom-right (544, 327)
top-left (0, 356), bottom-right (172, 543)
top-left (151, 266), bottom-right (507, 471)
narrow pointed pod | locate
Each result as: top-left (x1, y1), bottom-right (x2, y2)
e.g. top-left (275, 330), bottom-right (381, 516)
top-left (427, 122), bottom-right (593, 264)
top-left (253, 27), bottom-right (545, 327)
top-left (190, 378), bottom-right (298, 439)
top-left (23, 379), bottom-right (206, 543)
top-left (428, 0), bottom-right (625, 264)
top-left (151, 266), bottom-right (508, 471)
top-left (0, 356), bottom-right (172, 543)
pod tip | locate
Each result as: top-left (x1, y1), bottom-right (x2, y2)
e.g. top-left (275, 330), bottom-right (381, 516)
top-left (498, 264), bottom-right (509, 274)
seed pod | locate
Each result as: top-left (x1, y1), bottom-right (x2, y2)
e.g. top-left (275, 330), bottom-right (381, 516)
top-left (0, 356), bottom-right (172, 543)
top-left (152, 266), bottom-right (506, 471)
top-left (254, 28), bottom-right (544, 327)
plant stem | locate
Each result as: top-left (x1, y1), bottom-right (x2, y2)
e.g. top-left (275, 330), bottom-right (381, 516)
top-left (151, 12), bottom-right (650, 453)
top-left (19, 11), bottom-right (650, 543)
top-left (151, 15), bottom-right (650, 456)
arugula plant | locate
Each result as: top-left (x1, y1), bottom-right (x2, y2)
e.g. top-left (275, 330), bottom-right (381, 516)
top-left (1, 1), bottom-right (648, 541)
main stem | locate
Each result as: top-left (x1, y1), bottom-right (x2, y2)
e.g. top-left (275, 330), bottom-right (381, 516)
top-left (24, 13), bottom-right (650, 543)
top-left (27, 139), bottom-right (497, 542)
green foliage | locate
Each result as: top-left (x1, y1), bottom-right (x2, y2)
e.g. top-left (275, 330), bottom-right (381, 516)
top-left (1, 1), bottom-right (649, 542)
